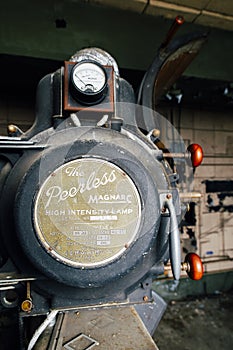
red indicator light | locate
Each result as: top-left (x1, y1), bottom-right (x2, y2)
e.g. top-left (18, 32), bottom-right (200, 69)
top-left (187, 143), bottom-right (203, 167)
top-left (175, 15), bottom-right (185, 25)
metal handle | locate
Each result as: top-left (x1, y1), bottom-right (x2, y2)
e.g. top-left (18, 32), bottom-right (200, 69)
top-left (164, 196), bottom-right (181, 280)
top-left (160, 15), bottom-right (185, 49)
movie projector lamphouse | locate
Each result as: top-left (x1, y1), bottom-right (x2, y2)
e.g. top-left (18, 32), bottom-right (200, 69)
top-left (0, 44), bottom-right (204, 349)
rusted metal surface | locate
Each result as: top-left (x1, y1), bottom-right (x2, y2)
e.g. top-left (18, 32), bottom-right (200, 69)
top-left (154, 39), bottom-right (207, 104)
top-left (48, 307), bottom-right (159, 349)
top-left (34, 158), bottom-right (141, 268)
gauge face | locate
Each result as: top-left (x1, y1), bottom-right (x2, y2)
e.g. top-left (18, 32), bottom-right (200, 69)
top-left (70, 61), bottom-right (108, 105)
top-left (72, 62), bottom-right (106, 93)
top-left (34, 158), bottom-right (141, 268)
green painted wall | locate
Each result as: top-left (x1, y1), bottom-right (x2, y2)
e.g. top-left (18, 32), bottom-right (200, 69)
top-left (0, 1), bottom-right (233, 81)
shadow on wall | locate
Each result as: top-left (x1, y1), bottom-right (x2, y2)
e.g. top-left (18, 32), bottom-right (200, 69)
top-left (204, 180), bottom-right (233, 213)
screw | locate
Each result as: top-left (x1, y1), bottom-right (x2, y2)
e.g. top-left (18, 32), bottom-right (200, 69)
top-left (143, 295), bottom-right (149, 302)
top-left (166, 193), bottom-right (172, 199)
top-left (152, 129), bottom-right (160, 138)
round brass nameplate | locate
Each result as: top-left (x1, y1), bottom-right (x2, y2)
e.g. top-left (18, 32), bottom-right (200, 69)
top-left (34, 158), bottom-right (141, 267)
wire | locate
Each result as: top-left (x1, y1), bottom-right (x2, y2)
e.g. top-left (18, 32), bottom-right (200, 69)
top-left (27, 309), bottom-right (58, 350)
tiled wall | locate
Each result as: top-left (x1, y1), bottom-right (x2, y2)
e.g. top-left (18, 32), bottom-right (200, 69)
top-left (158, 106), bottom-right (233, 273)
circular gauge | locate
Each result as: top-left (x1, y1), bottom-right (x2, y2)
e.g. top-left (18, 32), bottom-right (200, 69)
top-left (70, 61), bottom-right (108, 105)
